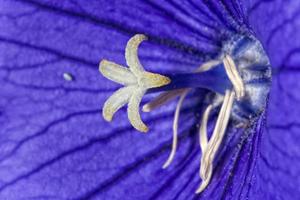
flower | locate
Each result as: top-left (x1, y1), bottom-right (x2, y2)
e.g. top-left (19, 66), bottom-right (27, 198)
top-left (0, 1), bottom-right (299, 200)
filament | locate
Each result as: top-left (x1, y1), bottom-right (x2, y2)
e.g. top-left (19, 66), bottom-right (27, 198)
top-left (142, 89), bottom-right (186, 112)
top-left (162, 89), bottom-right (190, 169)
top-left (195, 60), bottom-right (221, 73)
top-left (199, 105), bottom-right (212, 152)
top-left (196, 90), bottom-right (235, 194)
top-left (223, 55), bottom-right (245, 100)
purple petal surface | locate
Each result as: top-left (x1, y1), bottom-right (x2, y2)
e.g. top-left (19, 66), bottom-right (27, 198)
top-left (0, 0), bottom-right (299, 200)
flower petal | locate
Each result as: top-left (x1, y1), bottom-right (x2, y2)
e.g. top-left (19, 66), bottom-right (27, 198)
top-left (0, 0), bottom-right (299, 200)
top-left (243, 1), bottom-right (300, 199)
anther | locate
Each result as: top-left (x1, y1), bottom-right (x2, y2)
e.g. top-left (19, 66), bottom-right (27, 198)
top-left (223, 55), bottom-right (245, 100)
top-left (199, 105), bottom-right (212, 152)
top-left (196, 90), bottom-right (235, 194)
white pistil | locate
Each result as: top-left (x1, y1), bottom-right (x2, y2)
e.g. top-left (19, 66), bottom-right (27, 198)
top-left (101, 36), bottom-right (245, 194)
top-left (143, 59), bottom-right (220, 113)
top-left (100, 34), bottom-right (170, 132)
top-left (223, 55), bottom-right (245, 100)
top-left (196, 90), bottom-right (235, 194)
top-left (162, 89), bottom-right (189, 169)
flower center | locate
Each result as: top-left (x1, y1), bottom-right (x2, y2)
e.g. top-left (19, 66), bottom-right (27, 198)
top-left (99, 34), bottom-right (271, 194)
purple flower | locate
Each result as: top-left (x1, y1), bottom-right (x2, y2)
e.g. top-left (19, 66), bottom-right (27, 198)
top-left (0, 1), bottom-right (299, 200)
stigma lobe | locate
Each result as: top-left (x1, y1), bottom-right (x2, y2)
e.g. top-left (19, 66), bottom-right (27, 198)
top-left (100, 34), bottom-right (170, 132)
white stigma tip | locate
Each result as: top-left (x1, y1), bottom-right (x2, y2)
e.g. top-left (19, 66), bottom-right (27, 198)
top-left (99, 34), bottom-right (170, 132)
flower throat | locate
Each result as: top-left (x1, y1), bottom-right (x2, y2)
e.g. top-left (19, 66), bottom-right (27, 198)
top-left (99, 34), bottom-right (271, 193)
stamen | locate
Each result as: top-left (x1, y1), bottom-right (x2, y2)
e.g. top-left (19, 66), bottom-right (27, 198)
top-left (142, 89), bottom-right (186, 112)
top-left (195, 60), bottom-right (221, 73)
top-left (196, 90), bottom-right (235, 194)
top-left (223, 55), bottom-right (245, 100)
top-left (199, 105), bottom-right (212, 152)
top-left (99, 34), bottom-right (170, 132)
top-left (142, 59), bottom-right (231, 169)
top-left (196, 104), bottom-right (212, 192)
top-left (162, 89), bottom-right (189, 169)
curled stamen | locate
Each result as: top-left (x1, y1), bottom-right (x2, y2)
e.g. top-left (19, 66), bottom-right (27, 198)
top-left (197, 104), bottom-right (212, 192)
top-left (196, 90), bottom-right (235, 194)
top-left (199, 105), bottom-right (212, 152)
top-left (195, 60), bottom-right (221, 73)
top-left (162, 89), bottom-right (189, 169)
top-left (223, 55), bottom-right (245, 100)
top-left (142, 89), bottom-right (186, 112)
top-left (142, 58), bottom-right (234, 169)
